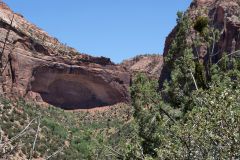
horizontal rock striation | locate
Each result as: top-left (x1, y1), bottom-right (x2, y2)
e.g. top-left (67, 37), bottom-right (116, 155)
top-left (0, 1), bottom-right (130, 109)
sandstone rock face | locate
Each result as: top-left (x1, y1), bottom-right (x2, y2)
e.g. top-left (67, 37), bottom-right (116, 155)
top-left (0, 1), bottom-right (130, 109)
top-left (121, 54), bottom-right (163, 78)
top-left (159, 0), bottom-right (240, 86)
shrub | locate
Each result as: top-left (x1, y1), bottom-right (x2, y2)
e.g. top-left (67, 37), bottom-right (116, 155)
top-left (193, 16), bottom-right (209, 34)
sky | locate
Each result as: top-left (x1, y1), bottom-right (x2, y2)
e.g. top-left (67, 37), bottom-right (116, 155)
top-left (4, 0), bottom-right (192, 63)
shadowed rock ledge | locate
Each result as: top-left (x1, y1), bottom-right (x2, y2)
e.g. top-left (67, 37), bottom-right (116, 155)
top-left (0, 1), bottom-right (130, 109)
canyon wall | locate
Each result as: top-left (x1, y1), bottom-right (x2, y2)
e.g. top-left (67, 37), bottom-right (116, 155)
top-left (159, 0), bottom-right (240, 86)
top-left (0, 1), bottom-right (130, 109)
top-left (121, 54), bottom-right (163, 79)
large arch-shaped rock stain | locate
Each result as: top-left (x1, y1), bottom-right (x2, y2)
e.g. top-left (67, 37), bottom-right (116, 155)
top-left (30, 66), bottom-right (127, 109)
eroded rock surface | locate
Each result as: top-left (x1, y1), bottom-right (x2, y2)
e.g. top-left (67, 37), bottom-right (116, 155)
top-left (159, 0), bottom-right (240, 86)
top-left (121, 54), bottom-right (163, 78)
top-left (0, 1), bottom-right (130, 109)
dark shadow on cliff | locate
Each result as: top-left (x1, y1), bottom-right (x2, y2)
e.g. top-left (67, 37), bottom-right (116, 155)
top-left (30, 67), bottom-right (125, 109)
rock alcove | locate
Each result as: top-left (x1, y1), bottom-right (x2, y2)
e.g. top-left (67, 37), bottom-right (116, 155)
top-left (29, 66), bottom-right (125, 110)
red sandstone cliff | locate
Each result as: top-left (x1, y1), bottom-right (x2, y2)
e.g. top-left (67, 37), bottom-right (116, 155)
top-left (0, 1), bottom-right (130, 109)
top-left (159, 0), bottom-right (240, 86)
top-left (121, 54), bottom-right (163, 78)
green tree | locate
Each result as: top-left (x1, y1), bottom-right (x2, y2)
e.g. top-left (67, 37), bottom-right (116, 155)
top-left (126, 11), bottom-right (240, 160)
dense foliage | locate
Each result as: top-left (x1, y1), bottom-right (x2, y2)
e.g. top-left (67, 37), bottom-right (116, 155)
top-left (193, 16), bottom-right (209, 34)
top-left (125, 11), bottom-right (240, 160)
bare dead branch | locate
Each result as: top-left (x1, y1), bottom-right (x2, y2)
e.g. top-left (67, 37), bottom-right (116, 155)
top-left (29, 117), bottom-right (41, 160)
top-left (0, 14), bottom-right (14, 69)
top-left (210, 30), bottom-right (216, 57)
top-left (189, 69), bottom-right (198, 90)
top-left (103, 145), bottom-right (124, 159)
top-left (216, 50), bottom-right (240, 65)
top-left (0, 130), bottom-right (2, 145)
top-left (0, 117), bottom-right (38, 148)
top-left (45, 145), bottom-right (64, 160)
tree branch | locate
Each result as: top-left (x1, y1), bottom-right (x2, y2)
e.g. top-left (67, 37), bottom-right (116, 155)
top-left (0, 14), bottom-right (14, 69)
top-left (216, 50), bottom-right (240, 65)
top-left (149, 97), bottom-right (176, 123)
top-left (29, 117), bottom-right (41, 160)
top-left (0, 117), bottom-right (38, 148)
top-left (189, 69), bottom-right (198, 90)
top-left (45, 145), bottom-right (64, 160)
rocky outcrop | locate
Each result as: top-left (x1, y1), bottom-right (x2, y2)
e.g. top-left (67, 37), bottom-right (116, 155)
top-left (121, 54), bottom-right (163, 78)
top-left (0, 1), bottom-right (130, 109)
top-left (159, 0), bottom-right (240, 86)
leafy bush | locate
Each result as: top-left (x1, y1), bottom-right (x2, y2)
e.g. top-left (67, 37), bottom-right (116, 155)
top-left (125, 12), bottom-right (240, 160)
top-left (193, 16), bottom-right (209, 34)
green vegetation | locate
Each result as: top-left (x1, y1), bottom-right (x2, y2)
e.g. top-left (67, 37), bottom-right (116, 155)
top-left (124, 11), bottom-right (240, 160)
top-left (193, 16), bottom-right (209, 34)
top-left (0, 99), bottom-right (133, 159)
top-left (127, 67), bottom-right (240, 159)
top-left (119, 8), bottom-right (240, 159)
top-left (1, 9), bottom-right (240, 160)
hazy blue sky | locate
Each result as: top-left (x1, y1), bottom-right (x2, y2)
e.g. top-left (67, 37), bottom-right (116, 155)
top-left (5, 0), bottom-right (192, 63)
